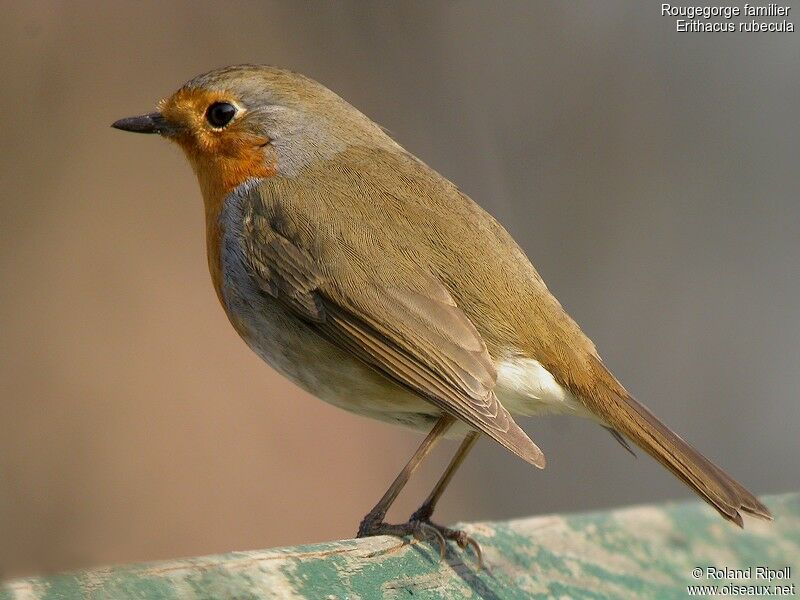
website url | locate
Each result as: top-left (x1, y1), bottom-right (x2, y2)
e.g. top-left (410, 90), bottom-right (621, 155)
top-left (687, 583), bottom-right (796, 596)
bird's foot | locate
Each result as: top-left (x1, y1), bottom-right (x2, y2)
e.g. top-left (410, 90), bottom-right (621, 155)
top-left (357, 514), bottom-right (482, 566)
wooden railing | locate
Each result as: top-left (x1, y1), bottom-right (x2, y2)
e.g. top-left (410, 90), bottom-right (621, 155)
top-left (2, 493), bottom-right (797, 599)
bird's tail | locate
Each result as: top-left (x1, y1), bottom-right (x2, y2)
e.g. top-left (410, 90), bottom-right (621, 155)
top-left (581, 355), bottom-right (772, 526)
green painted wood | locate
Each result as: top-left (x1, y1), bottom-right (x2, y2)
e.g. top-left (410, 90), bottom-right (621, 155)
top-left (3, 493), bottom-right (798, 599)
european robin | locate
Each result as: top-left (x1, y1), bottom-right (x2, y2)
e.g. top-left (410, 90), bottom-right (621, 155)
top-left (112, 65), bottom-right (771, 557)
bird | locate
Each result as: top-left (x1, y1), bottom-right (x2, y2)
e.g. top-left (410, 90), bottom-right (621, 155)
top-left (112, 64), bottom-right (771, 558)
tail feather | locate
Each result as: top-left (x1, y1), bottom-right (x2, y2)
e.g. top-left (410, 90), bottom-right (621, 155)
top-left (583, 356), bottom-right (772, 526)
top-left (604, 426), bottom-right (637, 457)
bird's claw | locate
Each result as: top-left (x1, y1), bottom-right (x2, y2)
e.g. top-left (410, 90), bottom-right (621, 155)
top-left (357, 517), bottom-right (483, 567)
top-left (421, 520), bottom-right (483, 568)
top-left (413, 520), bottom-right (447, 559)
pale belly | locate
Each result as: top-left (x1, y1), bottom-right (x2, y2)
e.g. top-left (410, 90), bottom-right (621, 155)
top-left (228, 286), bottom-right (444, 431)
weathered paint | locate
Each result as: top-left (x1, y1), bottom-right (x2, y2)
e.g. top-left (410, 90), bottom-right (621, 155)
top-left (3, 493), bottom-right (797, 599)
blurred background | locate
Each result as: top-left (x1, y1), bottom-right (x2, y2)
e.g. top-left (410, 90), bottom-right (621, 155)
top-left (1, 1), bottom-right (798, 579)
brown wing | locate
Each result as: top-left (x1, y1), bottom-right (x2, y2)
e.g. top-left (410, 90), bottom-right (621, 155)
top-left (240, 188), bottom-right (545, 468)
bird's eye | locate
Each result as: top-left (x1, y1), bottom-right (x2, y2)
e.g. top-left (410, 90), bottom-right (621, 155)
top-left (205, 102), bottom-right (237, 128)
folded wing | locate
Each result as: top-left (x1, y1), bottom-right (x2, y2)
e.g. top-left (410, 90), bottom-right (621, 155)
top-left (240, 183), bottom-right (545, 468)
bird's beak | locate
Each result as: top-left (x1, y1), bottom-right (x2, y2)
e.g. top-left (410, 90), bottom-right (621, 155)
top-left (111, 112), bottom-right (178, 136)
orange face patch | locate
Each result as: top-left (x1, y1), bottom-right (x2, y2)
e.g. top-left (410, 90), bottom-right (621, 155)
top-left (160, 87), bottom-right (277, 212)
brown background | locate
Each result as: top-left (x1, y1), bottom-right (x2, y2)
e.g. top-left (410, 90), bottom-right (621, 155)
top-left (1, 1), bottom-right (798, 579)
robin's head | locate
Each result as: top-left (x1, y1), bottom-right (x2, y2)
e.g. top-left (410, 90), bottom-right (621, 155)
top-left (113, 65), bottom-right (393, 203)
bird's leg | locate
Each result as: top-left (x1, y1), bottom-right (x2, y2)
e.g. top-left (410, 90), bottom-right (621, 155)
top-left (357, 414), bottom-right (454, 539)
top-left (409, 431), bottom-right (483, 565)
top-left (411, 431), bottom-right (479, 522)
